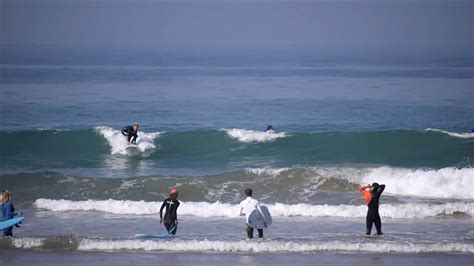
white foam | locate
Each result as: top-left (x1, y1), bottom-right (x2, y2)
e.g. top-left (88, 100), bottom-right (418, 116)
top-left (33, 199), bottom-right (473, 219)
top-left (246, 167), bottom-right (290, 176)
top-left (245, 166), bottom-right (474, 200)
top-left (426, 128), bottom-right (474, 139)
top-left (223, 128), bottom-right (287, 143)
top-left (78, 239), bottom-right (474, 253)
top-left (13, 237), bottom-right (44, 249)
top-left (362, 167), bottom-right (474, 199)
top-left (94, 126), bottom-right (162, 155)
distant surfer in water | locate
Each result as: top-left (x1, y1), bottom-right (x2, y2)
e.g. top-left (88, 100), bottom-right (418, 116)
top-left (359, 183), bottom-right (385, 235)
top-left (265, 125), bottom-right (273, 132)
top-left (160, 188), bottom-right (180, 235)
top-left (1, 191), bottom-right (22, 237)
top-left (239, 188), bottom-right (267, 239)
top-left (121, 123), bottom-right (139, 144)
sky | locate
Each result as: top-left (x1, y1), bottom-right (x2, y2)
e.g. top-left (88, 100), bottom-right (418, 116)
top-left (0, 0), bottom-right (473, 60)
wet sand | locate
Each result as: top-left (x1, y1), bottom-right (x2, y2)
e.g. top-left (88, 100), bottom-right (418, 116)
top-left (1, 250), bottom-right (473, 266)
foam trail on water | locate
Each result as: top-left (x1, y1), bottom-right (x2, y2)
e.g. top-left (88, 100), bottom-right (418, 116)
top-left (362, 167), bottom-right (474, 199)
top-left (94, 126), bottom-right (162, 155)
top-left (223, 128), bottom-right (287, 143)
top-left (426, 128), bottom-right (474, 139)
top-left (34, 199), bottom-right (473, 219)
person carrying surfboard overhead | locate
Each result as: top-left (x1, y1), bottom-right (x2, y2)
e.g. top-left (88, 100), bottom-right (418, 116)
top-left (121, 123), bottom-right (139, 144)
top-left (1, 191), bottom-right (22, 237)
top-left (239, 188), bottom-right (267, 239)
top-left (359, 182), bottom-right (385, 235)
top-left (159, 188), bottom-right (180, 235)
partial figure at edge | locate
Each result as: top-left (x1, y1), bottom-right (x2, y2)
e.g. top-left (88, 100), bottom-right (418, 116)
top-left (1, 190), bottom-right (22, 237)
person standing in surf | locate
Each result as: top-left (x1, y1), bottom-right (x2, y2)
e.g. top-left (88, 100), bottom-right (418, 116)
top-left (121, 123), bottom-right (139, 145)
top-left (159, 188), bottom-right (180, 235)
top-left (359, 183), bottom-right (385, 235)
top-left (239, 188), bottom-right (267, 239)
top-left (1, 191), bottom-right (22, 237)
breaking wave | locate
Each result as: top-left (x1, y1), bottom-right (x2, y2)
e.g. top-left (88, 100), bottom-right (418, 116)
top-left (2, 166), bottom-right (473, 204)
top-left (34, 199), bottom-right (473, 219)
top-left (426, 128), bottom-right (474, 139)
top-left (6, 237), bottom-right (473, 253)
top-left (94, 126), bottom-right (162, 155)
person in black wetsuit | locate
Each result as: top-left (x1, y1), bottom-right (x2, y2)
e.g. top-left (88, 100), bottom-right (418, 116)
top-left (121, 123), bottom-right (139, 144)
top-left (265, 125), bottom-right (273, 132)
top-left (359, 182), bottom-right (385, 235)
top-left (159, 188), bottom-right (180, 235)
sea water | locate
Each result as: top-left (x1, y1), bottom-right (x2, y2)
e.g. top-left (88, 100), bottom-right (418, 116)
top-left (0, 56), bottom-right (473, 255)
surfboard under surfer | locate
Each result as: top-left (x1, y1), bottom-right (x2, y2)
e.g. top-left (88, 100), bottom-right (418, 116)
top-left (239, 188), bottom-right (267, 239)
top-left (121, 123), bottom-right (139, 145)
top-left (159, 188), bottom-right (180, 235)
top-left (359, 183), bottom-right (385, 235)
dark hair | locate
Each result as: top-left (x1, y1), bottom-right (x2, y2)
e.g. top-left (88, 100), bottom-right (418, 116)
top-left (372, 183), bottom-right (379, 188)
top-left (245, 188), bottom-right (253, 197)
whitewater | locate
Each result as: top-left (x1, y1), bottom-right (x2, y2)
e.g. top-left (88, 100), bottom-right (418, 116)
top-left (8, 237), bottom-right (474, 254)
top-left (33, 199), bottom-right (474, 219)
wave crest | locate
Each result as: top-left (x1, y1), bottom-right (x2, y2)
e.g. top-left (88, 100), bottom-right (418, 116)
top-left (362, 167), bottom-right (474, 199)
top-left (426, 128), bottom-right (474, 139)
top-left (94, 126), bottom-right (162, 155)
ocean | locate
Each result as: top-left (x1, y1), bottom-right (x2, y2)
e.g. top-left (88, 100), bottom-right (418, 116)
top-left (0, 57), bottom-right (473, 264)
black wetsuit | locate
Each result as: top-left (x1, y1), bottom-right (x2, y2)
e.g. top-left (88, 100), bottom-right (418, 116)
top-left (121, 126), bottom-right (138, 144)
top-left (366, 185), bottom-right (385, 235)
top-left (247, 225), bottom-right (264, 239)
top-left (159, 198), bottom-right (180, 235)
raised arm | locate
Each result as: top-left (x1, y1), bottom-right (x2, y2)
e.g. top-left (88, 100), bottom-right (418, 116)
top-left (359, 184), bottom-right (371, 194)
top-left (374, 184), bottom-right (385, 197)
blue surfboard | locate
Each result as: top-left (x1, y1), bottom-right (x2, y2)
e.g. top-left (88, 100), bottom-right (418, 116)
top-left (0, 216), bottom-right (24, 230)
top-left (135, 233), bottom-right (174, 239)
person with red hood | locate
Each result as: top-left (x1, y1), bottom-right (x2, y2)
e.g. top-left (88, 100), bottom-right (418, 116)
top-left (359, 182), bottom-right (385, 235)
top-left (159, 188), bottom-right (180, 235)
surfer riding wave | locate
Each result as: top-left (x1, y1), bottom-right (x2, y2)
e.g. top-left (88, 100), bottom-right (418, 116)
top-left (121, 123), bottom-right (139, 144)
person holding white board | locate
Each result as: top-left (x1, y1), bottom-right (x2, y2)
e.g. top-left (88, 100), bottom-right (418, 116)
top-left (239, 188), bottom-right (269, 239)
